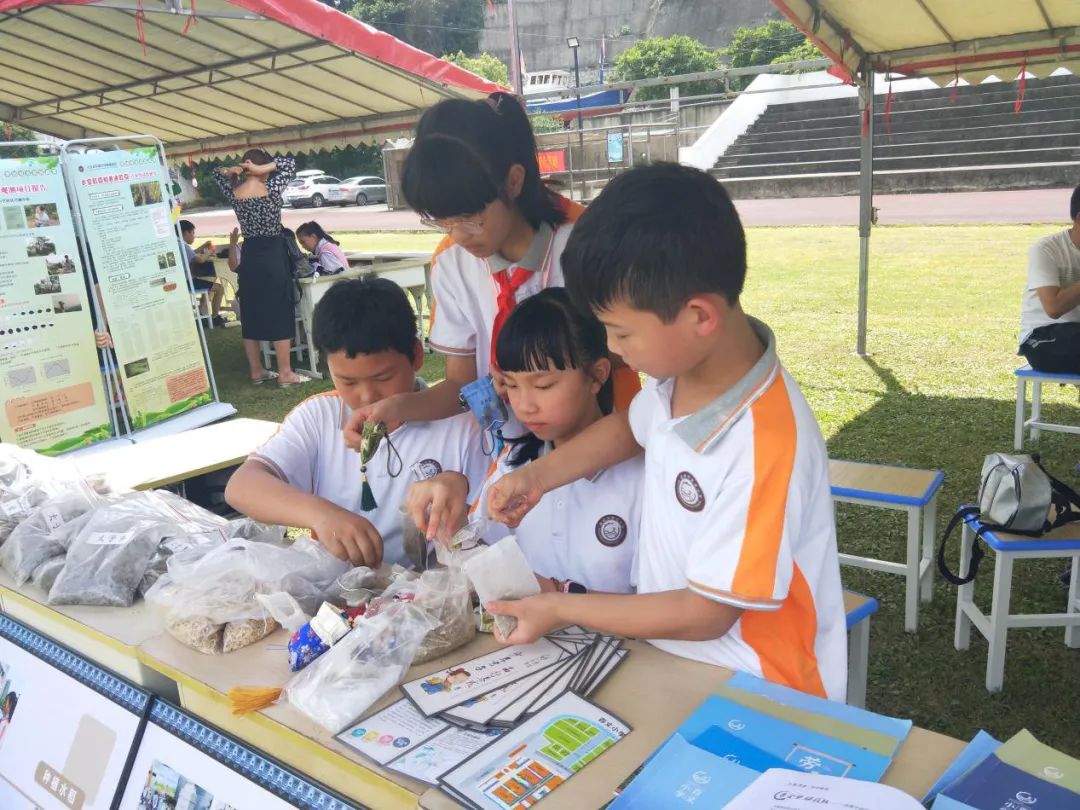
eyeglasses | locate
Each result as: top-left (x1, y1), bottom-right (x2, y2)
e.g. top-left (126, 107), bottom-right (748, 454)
top-left (420, 214), bottom-right (485, 235)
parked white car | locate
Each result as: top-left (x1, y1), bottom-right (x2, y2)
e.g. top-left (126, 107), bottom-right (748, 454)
top-left (282, 171), bottom-right (342, 208)
top-left (328, 176), bottom-right (388, 206)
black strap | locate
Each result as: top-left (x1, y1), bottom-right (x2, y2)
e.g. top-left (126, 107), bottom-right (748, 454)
top-left (1034, 458), bottom-right (1080, 530)
top-left (937, 506), bottom-right (984, 585)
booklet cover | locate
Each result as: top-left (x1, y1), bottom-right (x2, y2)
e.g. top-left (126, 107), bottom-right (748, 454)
top-left (994, 728), bottom-right (1080, 795)
top-left (672, 695), bottom-right (892, 781)
top-left (439, 692), bottom-right (629, 809)
top-left (937, 753), bottom-right (1080, 810)
top-left (690, 725), bottom-right (792, 772)
top-left (921, 730), bottom-right (1001, 804)
top-left (609, 733), bottom-right (758, 809)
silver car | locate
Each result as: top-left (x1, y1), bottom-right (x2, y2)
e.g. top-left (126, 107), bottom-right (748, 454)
top-left (282, 173), bottom-right (342, 208)
top-left (328, 175), bottom-right (388, 206)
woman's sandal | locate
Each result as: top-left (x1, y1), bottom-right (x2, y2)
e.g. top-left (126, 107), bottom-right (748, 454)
top-left (278, 376), bottom-right (310, 388)
top-left (251, 370), bottom-right (279, 385)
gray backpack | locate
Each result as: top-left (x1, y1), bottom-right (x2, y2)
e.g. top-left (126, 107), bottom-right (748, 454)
top-left (937, 453), bottom-right (1080, 585)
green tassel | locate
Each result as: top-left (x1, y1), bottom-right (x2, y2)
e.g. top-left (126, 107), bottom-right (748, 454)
top-left (360, 468), bottom-right (377, 511)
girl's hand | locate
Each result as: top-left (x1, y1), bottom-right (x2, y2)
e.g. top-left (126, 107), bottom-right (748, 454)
top-left (487, 593), bottom-right (562, 644)
top-left (229, 227), bottom-right (240, 246)
top-left (219, 166), bottom-right (243, 177)
top-left (405, 472), bottom-right (469, 542)
top-left (94, 331), bottom-right (113, 350)
top-left (343, 396), bottom-right (406, 450)
top-left (486, 466), bottom-right (543, 528)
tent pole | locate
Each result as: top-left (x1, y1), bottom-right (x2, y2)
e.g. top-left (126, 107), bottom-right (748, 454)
top-left (856, 62), bottom-right (874, 357)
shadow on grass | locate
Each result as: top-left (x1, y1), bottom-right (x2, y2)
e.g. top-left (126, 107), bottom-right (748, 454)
top-left (825, 362), bottom-right (1080, 754)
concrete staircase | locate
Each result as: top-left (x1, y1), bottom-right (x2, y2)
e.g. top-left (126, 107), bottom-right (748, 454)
top-left (712, 74), bottom-right (1080, 199)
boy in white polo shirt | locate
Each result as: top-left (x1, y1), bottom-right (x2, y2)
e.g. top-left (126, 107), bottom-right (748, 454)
top-left (225, 277), bottom-right (488, 568)
top-left (484, 164), bottom-right (847, 701)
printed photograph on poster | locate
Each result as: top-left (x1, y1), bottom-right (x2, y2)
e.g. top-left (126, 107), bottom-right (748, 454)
top-left (33, 275), bottom-right (61, 295)
top-left (45, 254), bottom-right (77, 275)
top-left (124, 358), bottom-right (150, 378)
top-left (0, 659), bottom-right (20, 745)
top-left (137, 760), bottom-right (222, 810)
top-left (2, 205), bottom-right (23, 229)
top-left (51, 293), bottom-right (82, 314)
top-left (25, 235), bottom-right (55, 256)
top-left (130, 181), bottom-right (163, 208)
top-left (7, 367), bottom-right (37, 388)
top-left (24, 203), bottom-right (59, 228)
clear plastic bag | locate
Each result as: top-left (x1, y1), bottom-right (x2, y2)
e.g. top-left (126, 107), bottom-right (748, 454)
top-left (370, 567), bottom-right (475, 664)
top-left (329, 564), bottom-right (415, 608)
top-left (47, 491), bottom-right (184, 607)
top-left (0, 478), bottom-right (101, 585)
top-left (285, 601), bottom-right (436, 733)
top-left (145, 536), bottom-right (350, 653)
top-left (461, 536), bottom-right (540, 639)
top-left (0, 444), bottom-right (78, 543)
top-left (30, 555), bottom-right (65, 593)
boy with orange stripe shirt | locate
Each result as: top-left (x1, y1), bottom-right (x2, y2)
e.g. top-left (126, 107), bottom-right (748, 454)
top-left (484, 164), bottom-right (847, 701)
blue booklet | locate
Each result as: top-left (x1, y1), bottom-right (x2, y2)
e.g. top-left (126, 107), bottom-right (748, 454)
top-left (673, 695), bottom-right (892, 781)
top-left (935, 754), bottom-right (1080, 810)
top-left (691, 725), bottom-right (791, 772)
top-left (610, 733), bottom-right (758, 809)
top-left (726, 671), bottom-right (912, 746)
top-left (922, 730), bottom-right (1001, 804)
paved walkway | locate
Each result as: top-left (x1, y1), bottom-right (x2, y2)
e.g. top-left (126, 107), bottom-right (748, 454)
top-left (184, 188), bottom-right (1069, 234)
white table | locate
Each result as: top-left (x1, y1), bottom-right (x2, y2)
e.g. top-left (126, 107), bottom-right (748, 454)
top-left (954, 512), bottom-right (1080, 691)
top-left (293, 257), bottom-right (431, 379)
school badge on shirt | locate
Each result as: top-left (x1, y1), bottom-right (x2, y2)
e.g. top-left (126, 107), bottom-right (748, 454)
top-left (412, 459), bottom-right (443, 480)
top-left (595, 514), bottom-right (628, 547)
top-left (675, 471), bottom-right (706, 512)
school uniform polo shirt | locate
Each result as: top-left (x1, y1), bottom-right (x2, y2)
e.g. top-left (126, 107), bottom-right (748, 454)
top-left (427, 219), bottom-right (577, 380)
top-left (249, 391), bottom-right (489, 567)
top-left (628, 318), bottom-right (847, 701)
top-left (474, 445), bottom-right (643, 593)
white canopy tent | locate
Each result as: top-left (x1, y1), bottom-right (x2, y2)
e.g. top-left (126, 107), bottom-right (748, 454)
top-left (772, 0), bottom-right (1080, 353)
top-left (0, 0), bottom-right (504, 160)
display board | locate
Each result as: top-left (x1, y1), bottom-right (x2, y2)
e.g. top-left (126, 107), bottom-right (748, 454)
top-left (66, 145), bottom-right (214, 432)
top-left (0, 153), bottom-right (113, 454)
top-left (0, 614), bottom-right (148, 810)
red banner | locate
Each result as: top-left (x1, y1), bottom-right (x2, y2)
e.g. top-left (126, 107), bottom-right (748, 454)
top-left (538, 150), bottom-right (567, 174)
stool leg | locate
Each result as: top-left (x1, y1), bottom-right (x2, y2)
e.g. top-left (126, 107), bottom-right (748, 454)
top-left (259, 340), bottom-right (271, 369)
top-left (954, 524), bottom-right (974, 650)
top-left (904, 507), bottom-right (920, 633)
top-left (1031, 381), bottom-right (1042, 442)
top-left (1014, 377), bottom-right (1026, 450)
top-left (847, 618), bottom-right (869, 709)
top-left (986, 553), bottom-right (1013, 692)
top-left (921, 498), bottom-right (937, 603)
top-left (1067, 555), bottom-right (1080, 649)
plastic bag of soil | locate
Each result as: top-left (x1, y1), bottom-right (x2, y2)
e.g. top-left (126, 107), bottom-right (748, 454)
top-left (368, 567), bottom-right (475, 664)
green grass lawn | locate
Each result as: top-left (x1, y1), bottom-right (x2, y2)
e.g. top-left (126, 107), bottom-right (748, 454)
top-left (205, 224), bottom-right (1079, 755)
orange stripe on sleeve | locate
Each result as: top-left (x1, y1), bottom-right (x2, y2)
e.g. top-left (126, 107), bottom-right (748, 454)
top-left (741, 564), bottom-right (826, 697)
top-left (730, 376), bottom-right (796, 598)
top-left (468, 447), bottom-right (510, 515)
top-left (427, 235), bottom-right (455, 334)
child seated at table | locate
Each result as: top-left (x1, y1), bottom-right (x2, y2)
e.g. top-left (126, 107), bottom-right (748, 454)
top-left (406, 289), bottom-right (642, 594)
top-left (225, 277), bottom-right (489, 568)
top-left (482, 164), bottom-right (848, 701)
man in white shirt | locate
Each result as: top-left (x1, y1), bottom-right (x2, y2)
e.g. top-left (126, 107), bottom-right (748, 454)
top-left (1019, 186), bottom-right (1080, 373)
top-left (225, 277), bottom-right (489, 567)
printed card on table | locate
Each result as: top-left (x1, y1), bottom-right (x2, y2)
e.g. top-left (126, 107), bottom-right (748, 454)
top-left (337, 699), bottom-right (449, 766)
top-left (401, 637), bottom-right (567, 717)
top-left (439, 692), bottom-right (630, 809)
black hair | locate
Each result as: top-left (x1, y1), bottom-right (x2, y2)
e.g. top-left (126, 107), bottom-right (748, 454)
top-left (563, 163), bottom-right (747, 322)
top-left (1071, 184), bottom-right (1080, 221)
top-left (402, 92), bottom-right (564, 229)
top-left (296, 221), bottom-right (339, 246)
top-left (495, 288), bottom-right (612, 467)
top-left (312, 277), bottom-right (418, 359)
top-left (179, 219), bottom-right (195, 234)
top-left (241, 148), bottom-right (273, 165)
top-left (2, 692), bottom-right (16, 718)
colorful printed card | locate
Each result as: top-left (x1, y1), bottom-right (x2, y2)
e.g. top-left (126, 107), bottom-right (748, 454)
top-left (402, 638), bottom-right (567, 717)
top-left (439, 693), bottom-right (630, 809)
top-left (337, 699), bottom-right (449, 766)
top-left (387, 724), bottom-right (505, 785)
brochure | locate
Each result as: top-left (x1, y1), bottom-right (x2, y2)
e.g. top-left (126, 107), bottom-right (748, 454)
top-left (337, 698), bottom-right (449, 766)
top-left (725, 768), bottom-right (924, 809)
top-left (936, 753), bottom-right (1080, 809)
top-left (439, 693), bottom-right (629, 809)
top-left (387, 725), bottom-right (505, 785)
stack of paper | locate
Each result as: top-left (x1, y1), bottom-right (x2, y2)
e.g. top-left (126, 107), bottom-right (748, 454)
top-left (931, 729), bottom-right (1080, 809)
top-left (338, 626), bottom-right (630, 807)
top-left (611, 672), bottom-right (913, 807)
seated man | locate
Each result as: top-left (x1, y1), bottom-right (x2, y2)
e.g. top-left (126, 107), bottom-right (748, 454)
top-left (180, 219), bottom-right (226, 328)
top-left (225, 277), bottom-right (488, 567)
top-left (1019, 185), bottom-right (1080, 373)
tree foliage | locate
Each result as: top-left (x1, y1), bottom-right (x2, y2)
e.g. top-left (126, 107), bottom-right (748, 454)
top-left (529, 114), bottom-right (565, 134)
top-left (725, 20), bottom-right (822, 89)
top-left (349, 0), bottom-right (483, 56)
top-left (1, 123), bottom-right (44, 157)
top-left (612, 35), bottom-right (722, 101)
top-left (443, 51), bottom-right (509, 86)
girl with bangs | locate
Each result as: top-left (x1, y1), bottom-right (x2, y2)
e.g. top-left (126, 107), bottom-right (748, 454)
top-left (344, 92), bottom-right (639, 445)
top-left (406, 289), bottom-right (642, 595)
